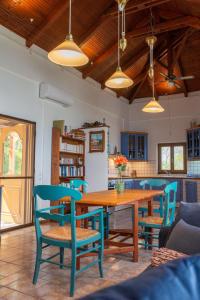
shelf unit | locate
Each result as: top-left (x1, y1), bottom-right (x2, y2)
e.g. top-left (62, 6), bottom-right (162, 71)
top-left (51, 127), bottom-right (85, 185)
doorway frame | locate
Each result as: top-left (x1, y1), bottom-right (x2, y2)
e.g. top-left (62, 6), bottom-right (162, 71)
top-left (0, 113), bottom-right (36, 233)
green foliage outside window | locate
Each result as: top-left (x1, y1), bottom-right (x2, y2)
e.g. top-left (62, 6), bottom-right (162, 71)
top-left (3, 132), bottom-right (22, 176)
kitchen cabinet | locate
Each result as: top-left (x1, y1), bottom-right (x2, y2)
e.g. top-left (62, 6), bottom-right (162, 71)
top-left (187, 128), bottom-right (200, 159)
top-left (121, 132), bottom-right (148, 161)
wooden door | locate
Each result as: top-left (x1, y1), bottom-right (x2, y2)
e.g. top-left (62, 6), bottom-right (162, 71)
top-left (0, 120), bottom-right (35, 230)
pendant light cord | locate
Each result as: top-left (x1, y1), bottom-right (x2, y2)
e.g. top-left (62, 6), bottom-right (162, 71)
top-left (117, 6), bottom-right (120, 68)
top-left (69, 0), bottom-right (72, 36)
top-left (152, 74), bottom-right (155, 98)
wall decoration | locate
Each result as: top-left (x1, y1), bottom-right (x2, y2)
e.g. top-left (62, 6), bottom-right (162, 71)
top-left (89, 130), bottom-right (105, 153)
top-left (82, 121), bottom-right (107, 128)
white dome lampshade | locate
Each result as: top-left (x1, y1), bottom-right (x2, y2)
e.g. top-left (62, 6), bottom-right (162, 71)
top-left (48, 34), bottom-right (89, 67)
top-left (105, 67), bottom-right (133, 89)
top-left (142, 97), bottom-right (164, 113)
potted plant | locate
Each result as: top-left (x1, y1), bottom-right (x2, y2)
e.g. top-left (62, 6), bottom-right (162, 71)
top-left (113, 155), bottom-right (128, 193)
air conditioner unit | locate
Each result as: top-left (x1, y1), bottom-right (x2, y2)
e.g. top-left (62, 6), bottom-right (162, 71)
top-left (39, 82), bottom-right (74, 107)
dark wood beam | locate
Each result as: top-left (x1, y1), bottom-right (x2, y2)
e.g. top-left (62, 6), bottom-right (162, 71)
top-left (177, 59), bottom-right (189, 97)
top-left (156, 59), bottom-right (168, 70)
top-left (104, 0), bottom-right (171, 18)
top-left (26, 0), bottom-right (73, 48)
top-left (129, 74), bottom-right (147, 104)
top-left (129, 16), bottom-right (200, 39)
top-left (78, 1), bottom-right (116, 46)
top-left (171, 28), bottom-right (194, 71)
top-left (83, 16), bottom-right (198, 79)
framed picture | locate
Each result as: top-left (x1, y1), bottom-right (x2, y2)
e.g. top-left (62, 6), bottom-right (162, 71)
top-left (89, 130), bottom-right (105, 153)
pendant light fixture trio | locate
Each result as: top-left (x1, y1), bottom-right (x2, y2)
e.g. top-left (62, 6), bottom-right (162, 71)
top-left (48, 0), bottom-right (89, 67)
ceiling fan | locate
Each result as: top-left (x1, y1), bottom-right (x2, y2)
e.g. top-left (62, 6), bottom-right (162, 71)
top-left (159, 72), bottom-right (194, 89)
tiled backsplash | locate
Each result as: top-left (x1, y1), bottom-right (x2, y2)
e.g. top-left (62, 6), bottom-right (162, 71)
top-left (109, 158), bottom-right (200, 177)
top-left (187, 161), bottom-right (200, 176)
top-left (108, 158), bottom-right (157, 177)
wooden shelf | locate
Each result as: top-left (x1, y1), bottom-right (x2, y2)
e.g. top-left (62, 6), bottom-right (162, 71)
top-left (59, 176), bottom-right (84, 181)
top-left (51, 127), bottom-right (85, 188)
top-left (61, 135), bottom-right (85, 144)
top-left (60, 151), bottom-right (84, 157)
top-left (59, 164), bottom-right (83, 167)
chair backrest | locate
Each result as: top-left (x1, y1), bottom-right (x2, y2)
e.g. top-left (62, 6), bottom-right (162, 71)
top-left (33, 185), bottom-right (82, 243)
top-left (163, 181), bottom-right (178, 226)
top-left (140, 179), bottom-right (169, 190)
top-left (33, 184), bottom-right (82, 208)
top-left (70, 179), bottom-right (88, 193)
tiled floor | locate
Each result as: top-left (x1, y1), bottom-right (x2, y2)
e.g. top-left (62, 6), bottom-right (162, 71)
top-left (0, 209), bottom-right (152, 299)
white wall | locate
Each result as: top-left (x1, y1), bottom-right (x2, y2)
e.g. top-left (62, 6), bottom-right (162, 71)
top-left (128, 92), bottom-right (200, 174)
top-left (0, 26), bottom-right (129, 190)
top-left (84, 127), bottom-right (109, 192)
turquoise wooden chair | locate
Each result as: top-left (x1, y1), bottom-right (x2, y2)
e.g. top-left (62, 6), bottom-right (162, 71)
top-left (70, 179), bottom-right (88, 193)
top-left (70, 179), bottom-right (110, 239)
top-left (139, 179), bottom-right (169, 217)
top-left (138, 181), bottom-right (177, 249)
top-left (32, 185), bottom-right (104, 297)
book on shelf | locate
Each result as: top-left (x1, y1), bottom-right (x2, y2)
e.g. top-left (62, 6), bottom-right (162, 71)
top-left (59, 165), bottom-right (84, 177)
top-left (60, 139), bottom-right (84, 154)
top-left (60, 157), bottom-right (83, 165)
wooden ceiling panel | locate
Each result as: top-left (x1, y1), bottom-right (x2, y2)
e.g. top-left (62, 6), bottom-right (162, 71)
top-left (0, 0), bottom-right (199, 102)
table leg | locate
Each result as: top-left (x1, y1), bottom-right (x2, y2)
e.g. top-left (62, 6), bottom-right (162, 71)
top-left (147, 198), bottom-right (153, 249)
top-left (132, 202), bottom-right (139, 262)
top-left (76, 204), bottom-right (84, 270)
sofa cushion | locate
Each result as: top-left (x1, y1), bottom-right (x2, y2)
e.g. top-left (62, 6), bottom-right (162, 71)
top-left (80, 256), bottom-right (200, 300)
top-left (166, 219), bottom-right (200, 255)
top-left (151, 247), bottom-right (187, 267)
top-left (175, 202), bottom-right (200, 227)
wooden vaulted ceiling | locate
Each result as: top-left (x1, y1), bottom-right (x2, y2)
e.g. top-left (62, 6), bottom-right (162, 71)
top-left (0, 0), bottom-right (200, 103)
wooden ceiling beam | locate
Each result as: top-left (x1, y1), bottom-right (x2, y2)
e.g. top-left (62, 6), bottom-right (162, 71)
top-left (104, 0), bottom-right (171, 18)
top-left (128, 37), bottom-right (175, 103)
top-left (78, 1), bottom-right (116, 46)
top-left (170, 28), bottom-right (194, 71)
top-left (83, 16), bottom-right (197, 79)
top-left (177, 59), bottom-right (188, 97)
top-left (26, 0), bottom-right (73, 48)
top-left (129, 16), bottom-right (200, 39)
top-left (129, 74), bottom-right (148, 104)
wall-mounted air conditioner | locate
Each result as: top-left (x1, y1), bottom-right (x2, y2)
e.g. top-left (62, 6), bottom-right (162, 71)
top-left (39, 82), bottom-right (74, 107)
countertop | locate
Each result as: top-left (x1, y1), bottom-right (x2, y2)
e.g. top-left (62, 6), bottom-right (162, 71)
top-left (108, 176), bottom-right (200, 180)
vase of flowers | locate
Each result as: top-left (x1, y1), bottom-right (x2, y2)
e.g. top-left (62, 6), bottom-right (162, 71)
top-left (113, 155), bottom-right (128, 193)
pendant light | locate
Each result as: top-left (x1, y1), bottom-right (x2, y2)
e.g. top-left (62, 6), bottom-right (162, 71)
top-left (105, 2), bottom-right (133, 89)
top-left (48, 0), bottom-right (89, 67)
top-left (142, 9), bottom-right (164, 113)
top-left (142, 72), bottom-right (164, 113)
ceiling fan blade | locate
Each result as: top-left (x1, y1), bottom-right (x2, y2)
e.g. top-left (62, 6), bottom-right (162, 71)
top-left (174, 82), bottom-right (181, 89)
top-left (175, 75), bottom-right (195, 80)
top-left (160, 72), bottom-right (169, 79)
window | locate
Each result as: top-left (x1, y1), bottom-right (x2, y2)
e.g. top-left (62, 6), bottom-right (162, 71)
top-left (158, 143), bottom-right (186, 174)
top-left (3, 132), bottom-right (23, 176)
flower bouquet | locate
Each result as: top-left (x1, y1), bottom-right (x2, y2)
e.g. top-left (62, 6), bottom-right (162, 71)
top-left (113, 155), bottom-right (128, 193)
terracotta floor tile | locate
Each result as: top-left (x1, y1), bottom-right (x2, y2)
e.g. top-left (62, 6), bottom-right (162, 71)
top-left (0, 209), bottom-right (152, 298)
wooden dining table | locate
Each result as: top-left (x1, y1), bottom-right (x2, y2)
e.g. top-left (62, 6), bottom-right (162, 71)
top-left (70, 189), bottom-right (164, 263)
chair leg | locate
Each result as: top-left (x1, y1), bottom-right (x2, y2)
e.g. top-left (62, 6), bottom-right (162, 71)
top-left (105, 212), bottom-right (110, 239)
top-left (98, 241), bottom-right (104, 278)
top-left (33, 241), bottom-right (42, 284)
top-left (70, 251), bottom-right (77, 297)
top-left (60, 247), bottom-right (64, 269)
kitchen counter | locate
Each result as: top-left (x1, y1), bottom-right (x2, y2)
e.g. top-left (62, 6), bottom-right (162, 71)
top-left (108, 176), bottom-right (200, 180)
